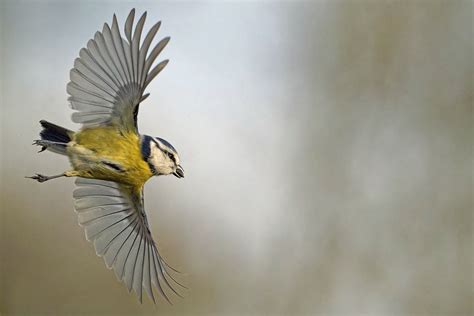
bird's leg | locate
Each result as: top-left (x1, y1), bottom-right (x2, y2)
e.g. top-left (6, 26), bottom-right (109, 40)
top-left (26, 173), bottom-right (65, 183)
top-left (26, 170), bottom-right (79, 183)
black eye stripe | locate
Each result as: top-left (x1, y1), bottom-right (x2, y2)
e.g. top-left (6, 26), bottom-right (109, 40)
top-left (167, 152), bottom-right (175, 162)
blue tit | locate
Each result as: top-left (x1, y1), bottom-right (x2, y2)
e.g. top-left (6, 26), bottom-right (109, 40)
top-left (27, 9), bottom-right (186, 304)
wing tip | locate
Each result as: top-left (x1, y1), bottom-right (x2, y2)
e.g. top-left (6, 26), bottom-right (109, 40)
top-left (112, 14), bottom-right (118, 26)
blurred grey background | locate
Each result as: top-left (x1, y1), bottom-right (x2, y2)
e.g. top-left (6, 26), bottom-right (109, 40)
top-left (0, 0), bottom-right (472, 315)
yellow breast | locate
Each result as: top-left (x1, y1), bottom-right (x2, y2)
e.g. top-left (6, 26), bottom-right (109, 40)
top-left (70, 126), bottom-right (153, 187)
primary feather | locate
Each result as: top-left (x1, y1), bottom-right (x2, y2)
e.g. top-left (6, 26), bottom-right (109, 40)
top-left (73, 178), bottom-right (185, 303)
top-left (68, 9), bottom-right (169, 133)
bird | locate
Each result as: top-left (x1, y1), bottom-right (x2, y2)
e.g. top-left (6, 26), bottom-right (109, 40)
top-left (27, 9), bottom-right (186, 304)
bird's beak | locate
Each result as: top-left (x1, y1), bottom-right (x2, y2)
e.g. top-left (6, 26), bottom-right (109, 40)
top-left (173, 165), bottom-right (185, 178)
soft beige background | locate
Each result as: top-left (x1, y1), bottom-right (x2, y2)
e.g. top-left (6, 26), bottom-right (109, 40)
top-left (0, 1), bottom-right (472, 315)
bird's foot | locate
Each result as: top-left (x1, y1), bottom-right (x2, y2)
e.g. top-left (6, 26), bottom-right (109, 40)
top-left (26, 173), bottom-right (50, 183)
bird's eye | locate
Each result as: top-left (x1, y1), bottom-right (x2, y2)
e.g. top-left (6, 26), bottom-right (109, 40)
top-left (167, 152), bottom-right (174, 161)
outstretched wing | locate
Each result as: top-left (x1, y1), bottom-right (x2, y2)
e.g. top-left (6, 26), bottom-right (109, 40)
top-left (67, 9), bottom-right (169, 133)
top-left (73, 178), bottom-right (185, 303)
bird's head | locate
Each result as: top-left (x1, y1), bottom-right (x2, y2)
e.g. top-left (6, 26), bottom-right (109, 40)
top-left (141, 135), bottom-right (184, 178)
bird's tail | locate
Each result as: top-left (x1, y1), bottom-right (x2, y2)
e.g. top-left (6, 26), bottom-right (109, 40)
top-left (36, 120), bottom-right (73, 155)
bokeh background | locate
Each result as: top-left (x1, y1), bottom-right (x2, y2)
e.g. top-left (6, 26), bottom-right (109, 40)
top-left (0, 1), bottom-right (472, 315)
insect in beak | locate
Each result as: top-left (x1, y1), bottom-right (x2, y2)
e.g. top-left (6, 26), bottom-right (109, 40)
top-left (173, 165), bottom-right (185, 178)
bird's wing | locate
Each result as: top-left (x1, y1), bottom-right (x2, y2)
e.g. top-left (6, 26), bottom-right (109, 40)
top-left (67, 9), bottom-right (169, 133)
top-left (73, 177), bottom-right (185, 303)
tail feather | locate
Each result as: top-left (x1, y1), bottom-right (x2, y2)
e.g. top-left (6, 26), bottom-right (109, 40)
top-left (38, 120), bottom-right (73, 155)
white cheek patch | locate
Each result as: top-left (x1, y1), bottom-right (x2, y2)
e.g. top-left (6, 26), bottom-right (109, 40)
top-left (148, 142), bottom-right (174, 175)
top-left (150, 141), bottom-right (159, 154)
top-left (149, 143), bottom-right (162, 167)
top-left (153, 137), bottom-right (179, 164)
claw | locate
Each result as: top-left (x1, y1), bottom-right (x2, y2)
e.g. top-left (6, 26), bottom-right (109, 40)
top-left (26, 174), bottom-right (49, 183)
